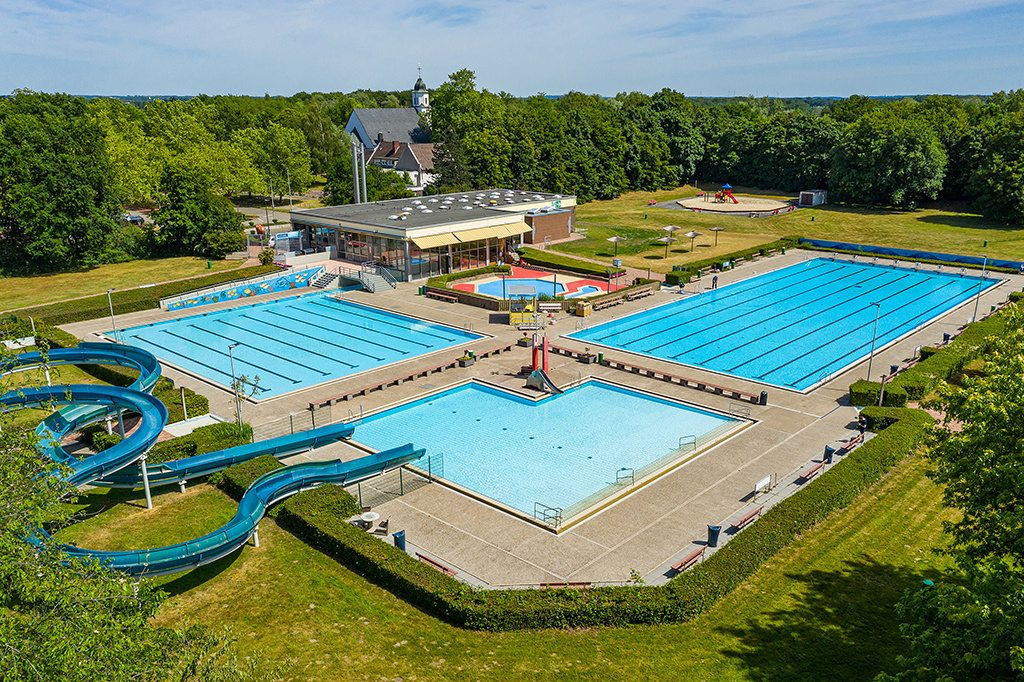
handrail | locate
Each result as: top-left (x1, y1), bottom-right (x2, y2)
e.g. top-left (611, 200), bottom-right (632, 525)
top-left (377, 266), bottom-right (398, 289)
top-left (358, 271), bottom-right (377, 293)
top-left (679, 435), bottom-right (696, 452)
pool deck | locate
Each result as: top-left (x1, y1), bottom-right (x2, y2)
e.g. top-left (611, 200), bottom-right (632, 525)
top-left (60, 249), bottom-right (1022, 586)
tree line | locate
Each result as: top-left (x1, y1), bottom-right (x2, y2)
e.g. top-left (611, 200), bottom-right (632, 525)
top-left (2, 83), bottom-right (1022, 275)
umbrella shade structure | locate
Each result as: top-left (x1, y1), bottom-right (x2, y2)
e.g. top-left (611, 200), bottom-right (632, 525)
top-left (662, 225), bottom-right (681, 234)
top-left (682, 230), bottom-right (703, 252)
top-left (655, 235), bottom-right (678, 258)
top-left (606, 235), bottom-right (627, 255)
top-left (722, 183), bottom-right (733, 189)
top-left (710, 226), bottom-right (725, 246)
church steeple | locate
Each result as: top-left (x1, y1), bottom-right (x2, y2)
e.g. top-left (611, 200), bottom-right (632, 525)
top-left (412, 66), bottom-right (430, 114)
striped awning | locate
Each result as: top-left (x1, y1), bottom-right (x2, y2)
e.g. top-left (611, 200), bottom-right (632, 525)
top-left (411, 232), bottom-right (460, 249)
top-left (455, 223), bottom-right (529, 242)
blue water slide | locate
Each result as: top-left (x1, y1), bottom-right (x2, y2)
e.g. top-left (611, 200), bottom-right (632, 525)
top-left (59, 443), bottom-right (425, 576)
top-left (93, 421), bottom-right (357, 488)
top-left (0, 385), bottom-right (168, 487)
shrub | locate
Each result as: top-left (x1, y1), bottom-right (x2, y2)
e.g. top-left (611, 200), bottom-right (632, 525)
top-left (147, 422), bottom-right (251, 466)
top-left (515, 249), bottom-right (608, 277)
top-left (426, 265), bottom-right (511, 289)
top-left (258, 249), bottom-right (275, 266)
top-left (214, 454), bottom-right (283, 500)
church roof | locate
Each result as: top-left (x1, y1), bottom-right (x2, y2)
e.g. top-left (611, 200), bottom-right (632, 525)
top-left (347, 108), bottom-right (424, 145)
top-left (414, 76), bottom-right (427, 92)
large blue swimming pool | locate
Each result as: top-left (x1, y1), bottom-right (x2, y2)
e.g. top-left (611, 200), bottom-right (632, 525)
top-left (119, 293), bottom-right (482, 398)
top-left (568, 258), bottom-right (997, 391)
top-left (353, 380), bottom-right (739, 519)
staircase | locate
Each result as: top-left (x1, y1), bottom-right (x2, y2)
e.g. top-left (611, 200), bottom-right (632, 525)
top-left (358, 271), bottom-right (389, 293)
top-left (311, 270), bottom-right (339, 289)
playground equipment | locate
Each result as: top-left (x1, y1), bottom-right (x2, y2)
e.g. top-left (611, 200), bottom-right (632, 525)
top-left (524, 335), bottom-right (564, 394)
top-left (508, 284), bottom-right (543, 330)
top-left (2, 342), bottom-right (425, 576)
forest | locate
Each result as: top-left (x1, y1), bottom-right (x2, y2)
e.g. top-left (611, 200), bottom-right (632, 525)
top-left (1, 78), bottom-right (1022, 274)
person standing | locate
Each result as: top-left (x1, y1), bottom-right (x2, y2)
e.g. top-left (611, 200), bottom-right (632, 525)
top-left (712, 275), bottom-right (719, 290)
top-left (858, 414), bottom-right (867, 437)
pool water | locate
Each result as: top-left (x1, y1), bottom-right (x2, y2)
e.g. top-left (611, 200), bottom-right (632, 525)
top-left (569, 258), bottom-right (995, 391)
top-left (119, 294), bottom-right (482, 398)
top-left (353, 381), bottom-right (738, 518)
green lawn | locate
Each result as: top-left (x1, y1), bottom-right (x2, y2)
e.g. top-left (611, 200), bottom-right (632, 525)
top-left (0, 257), bottom-right (248, 312)
top-left (568, 186), bottom-right (1023, 274)
top-left (56, 453), bottom-right (954, 682)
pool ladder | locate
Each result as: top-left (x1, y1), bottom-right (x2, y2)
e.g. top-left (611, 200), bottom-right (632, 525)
top-left (347, 405), bottom-right (364, 425)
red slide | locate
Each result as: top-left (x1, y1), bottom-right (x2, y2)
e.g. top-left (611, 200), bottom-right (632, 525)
top-left (726, 191), bottom-right (739, 204)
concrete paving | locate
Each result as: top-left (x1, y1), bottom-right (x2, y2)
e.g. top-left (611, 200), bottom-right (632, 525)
top-left (59, 249), bottom-right (1023, 587)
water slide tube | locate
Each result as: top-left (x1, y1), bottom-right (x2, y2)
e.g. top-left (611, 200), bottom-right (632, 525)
top-left (2, 341), bottom-right (423, 576)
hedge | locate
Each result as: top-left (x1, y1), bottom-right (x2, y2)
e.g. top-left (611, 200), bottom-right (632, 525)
top-left (515, 248), bottom-right (610, 278)
top-left (664, 235), bottom-right (802, 286)
top-left (212, 454), bottom-right (283, 500)
top-left (849, 306), bottom-right (1009, 406)
top-left (254, 404), bottom-right (934, 630)
top-left (426, 264), bottom-right (511, 289)
top-left (146, 422), bottom-right (252, 466)
top-left (7, 264), bottom-right (279, 324)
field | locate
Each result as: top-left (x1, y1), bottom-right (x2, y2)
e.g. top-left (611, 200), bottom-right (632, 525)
top-left (55, 453), bottom-right (954, 682)
top-left (0, 257), bottom-right (248, 312)
top-left (566, 186), bottom-right (1022, 274)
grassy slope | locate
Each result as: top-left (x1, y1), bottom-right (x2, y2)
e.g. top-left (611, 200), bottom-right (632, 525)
top-left (56, 453), bottom-right (953, 682)
top-left (567, 186), bottom-right (1023, 274)
top-left (0, 257), bottom-right (247, 311)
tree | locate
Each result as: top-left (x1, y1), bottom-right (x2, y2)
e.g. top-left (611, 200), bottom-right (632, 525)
top-left (150, 163), bottom-right (245, 257)
top-left (231, 123), bottom-right (313, 198)
top-left (0, 91), bottom-right (121, 273)
top-left (323, 155), bottom-right (413, 205)
top-left (829, 107), bottom-right (947, 208)
top-left (880, 307), bottom-right (1024, 681)
top-left (969, 112), bottom-right (1024, 225)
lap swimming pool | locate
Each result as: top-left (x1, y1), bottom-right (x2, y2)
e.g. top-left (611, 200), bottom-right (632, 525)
top-left (352, 380), bottom-right (741, 527)
top-left (118, 293), bottom-right (483, 399)
top-left (568, 258), bottom-right (998, 391)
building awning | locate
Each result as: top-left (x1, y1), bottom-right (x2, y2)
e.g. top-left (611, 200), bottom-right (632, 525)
top-left (411, 233), bottom-right (460, 249)
top-left (455, 223), bottom-right (529, 243)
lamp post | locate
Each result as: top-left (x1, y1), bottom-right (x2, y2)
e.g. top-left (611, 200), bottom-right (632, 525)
top-left (228, 343), bottom-right (242, 429)
top-left (972, 254), bottom-right (988, 323)
top-left (106, 289), bottom-right (119, 343)
top-left (866, 302), bottom-right (881, 380)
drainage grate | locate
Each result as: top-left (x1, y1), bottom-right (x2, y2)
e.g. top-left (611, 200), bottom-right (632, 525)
top-left (419, 383), bottom-right (435, 390)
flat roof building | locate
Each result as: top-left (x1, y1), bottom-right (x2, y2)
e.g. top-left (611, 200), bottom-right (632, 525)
top-left (290, 189), bottom-right (576, 282)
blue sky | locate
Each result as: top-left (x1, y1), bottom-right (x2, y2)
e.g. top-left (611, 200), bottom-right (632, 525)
top-left (1, 0), bottom-right (1022, 97)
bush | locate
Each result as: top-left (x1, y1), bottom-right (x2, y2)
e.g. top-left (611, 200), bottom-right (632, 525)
top-left (214, 454), bottom-right (283, 500)
top-left (515, 249), bottom-right (609, 278)
top-left (426, 265), bottom-right (511, 289)
top-left (268, 404), bottom-right (933, 630)
top-left (147, 422), bottom-right (251, 466)
top-left (8, 264), bottom-right (279, 324)
top-left (258, 249), bottom-right (275, 266)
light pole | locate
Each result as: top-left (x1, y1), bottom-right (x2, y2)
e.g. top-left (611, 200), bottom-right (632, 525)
top-left (228, 343), bottom-right (242, 429)
top-left (866, 302), bottom-right (881, 380)
top-left (106, 289), bottom-right (119, 343)
top-left (972, 254), bottom-right (988, 323)
top-left (263, 197), bottom-right (270, 227)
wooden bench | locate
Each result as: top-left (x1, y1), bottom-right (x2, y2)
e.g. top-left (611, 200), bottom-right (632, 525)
top-left (538, 302), bottom-right (562, 313)
top-left (800, 461), bottom-right (826, 480)
top-left (539, 582), bottom-right (591, 590)
top-left (671, 546), bottom-right (706, 573)
top-left (832, 433), bottom-right (864, 458)
top-left (767, 248), bottom-right (777, 256)
top-left (730, 505), bottom-right (764, 531)
top-left (417, 553), bottom-right (457, 576)
top-left (426, 290), bottom-right (458, 304)
top-left (626, 286), bottom-right (654, 301)
top-left (592, 296), bottom-right (624, 311)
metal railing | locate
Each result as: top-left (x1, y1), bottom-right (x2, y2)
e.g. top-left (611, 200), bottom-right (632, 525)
top-left (252, 404), bottom-right (332, 442)
top-left (729, 403), bottom-right (752, 418)
top-left (615, 467), bottom-right (635, 486)
top-left (377, 267), bottom-right (398, 289)
top-left (408, 453), bottom-right (444, 483)
top-left (357, 271), bottom-right (377, 293)
top-left (534, 502), bottom-right (564, 528)
top-left (678, 435), bottom-right (696, 452)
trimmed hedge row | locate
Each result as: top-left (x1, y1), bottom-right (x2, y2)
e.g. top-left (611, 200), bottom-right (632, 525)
top-left (8, 264), bottom-right (279, 324)
top-left (146, 422), bottom-right (252, 466)
top-left (212, 454), bottom-right (283, 500)
top-left (516, 248), bottom-right (610, 278)
top-left (664, 235), bottom-right (801, 286)
top-left (253, 404), bottom-right (934, 630)
top-left (849, 307), bottom-right (1009, 406)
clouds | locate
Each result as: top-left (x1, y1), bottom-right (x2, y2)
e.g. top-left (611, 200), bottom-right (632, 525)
top-left (0, 0), bottom-right (1021, 96)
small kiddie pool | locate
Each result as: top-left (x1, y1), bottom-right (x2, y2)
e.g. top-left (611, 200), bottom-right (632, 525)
top-left (451, 266), bottom-right (611, 299)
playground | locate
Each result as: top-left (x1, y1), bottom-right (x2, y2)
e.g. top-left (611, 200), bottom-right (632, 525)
top-left (676, 183), bottom-right (794, 214)
top-left (450, 265), bottom-right (611, 299)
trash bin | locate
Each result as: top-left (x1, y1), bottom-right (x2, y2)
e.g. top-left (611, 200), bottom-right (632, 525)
top-left (890, 365), bottom-right (899, 376)
top-left (207, 260), bottom-right (212, 269)
top-left (598, 352), bottom-right (604, 364)
top-left (707, 524), bottom-right (722, 548)
top-left (759, 390), bottom-right (768, 406)
top-left (393, 530), bottom-right (406, 552)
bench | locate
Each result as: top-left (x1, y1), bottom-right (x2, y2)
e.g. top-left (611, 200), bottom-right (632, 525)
top-left (767, 248), bottom-right (777, 256)
top-left (730, 505), bottom-right (764, 531)
top-left (592, 296), bottom-right (624, 311)
top-left (671, 546), bottom-right (706, 573)
top-left (538, 302), bottom-right (562, 313)
top-left (426, 290), bottom-right (458, 304)
top-left (417, 553), bottom-right (457, 576)
top-left (832, 433), bottom-right (864, 458)
top-left (800, 461), bottom-right (826, 480)
top-left (626, 286), bottom-right (654, 301)
top-left (539, 582), bottom-right (591, 590)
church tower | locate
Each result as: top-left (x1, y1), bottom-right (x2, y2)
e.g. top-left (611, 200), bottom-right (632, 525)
top-left (412, 67), bottom-right (430, 114)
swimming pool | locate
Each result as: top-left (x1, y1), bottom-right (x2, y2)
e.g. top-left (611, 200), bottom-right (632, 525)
top-left (352, 380), bottom-right (740, 524)
top-left (568, 258), bottom-right (998, 391)
top-left (119, 293), bottom-right (483, 399)
top-left (478, 278), bottom-right (563, 298)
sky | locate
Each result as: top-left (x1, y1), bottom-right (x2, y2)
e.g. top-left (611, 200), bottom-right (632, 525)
top-left (2, 0), bottom-right (1023, 98)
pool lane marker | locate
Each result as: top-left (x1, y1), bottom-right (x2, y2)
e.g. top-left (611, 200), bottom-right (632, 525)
top-left (310, 298), bottom-right (466, 345)
top-left (255, 310), bottom-right (404, 358)
top-left (216, 317), bottom-right (366, 367)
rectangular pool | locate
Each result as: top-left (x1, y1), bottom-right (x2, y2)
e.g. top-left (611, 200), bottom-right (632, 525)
top-left (119, 293), bottom-right (483, 398)
top-left (568, 258), bottom-right (997, 391)
top-left (352, 380), bottom-right (740, 523)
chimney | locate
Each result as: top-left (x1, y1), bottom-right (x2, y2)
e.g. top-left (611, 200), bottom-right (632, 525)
top-left (393, 141), bottom-right (400, 154)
